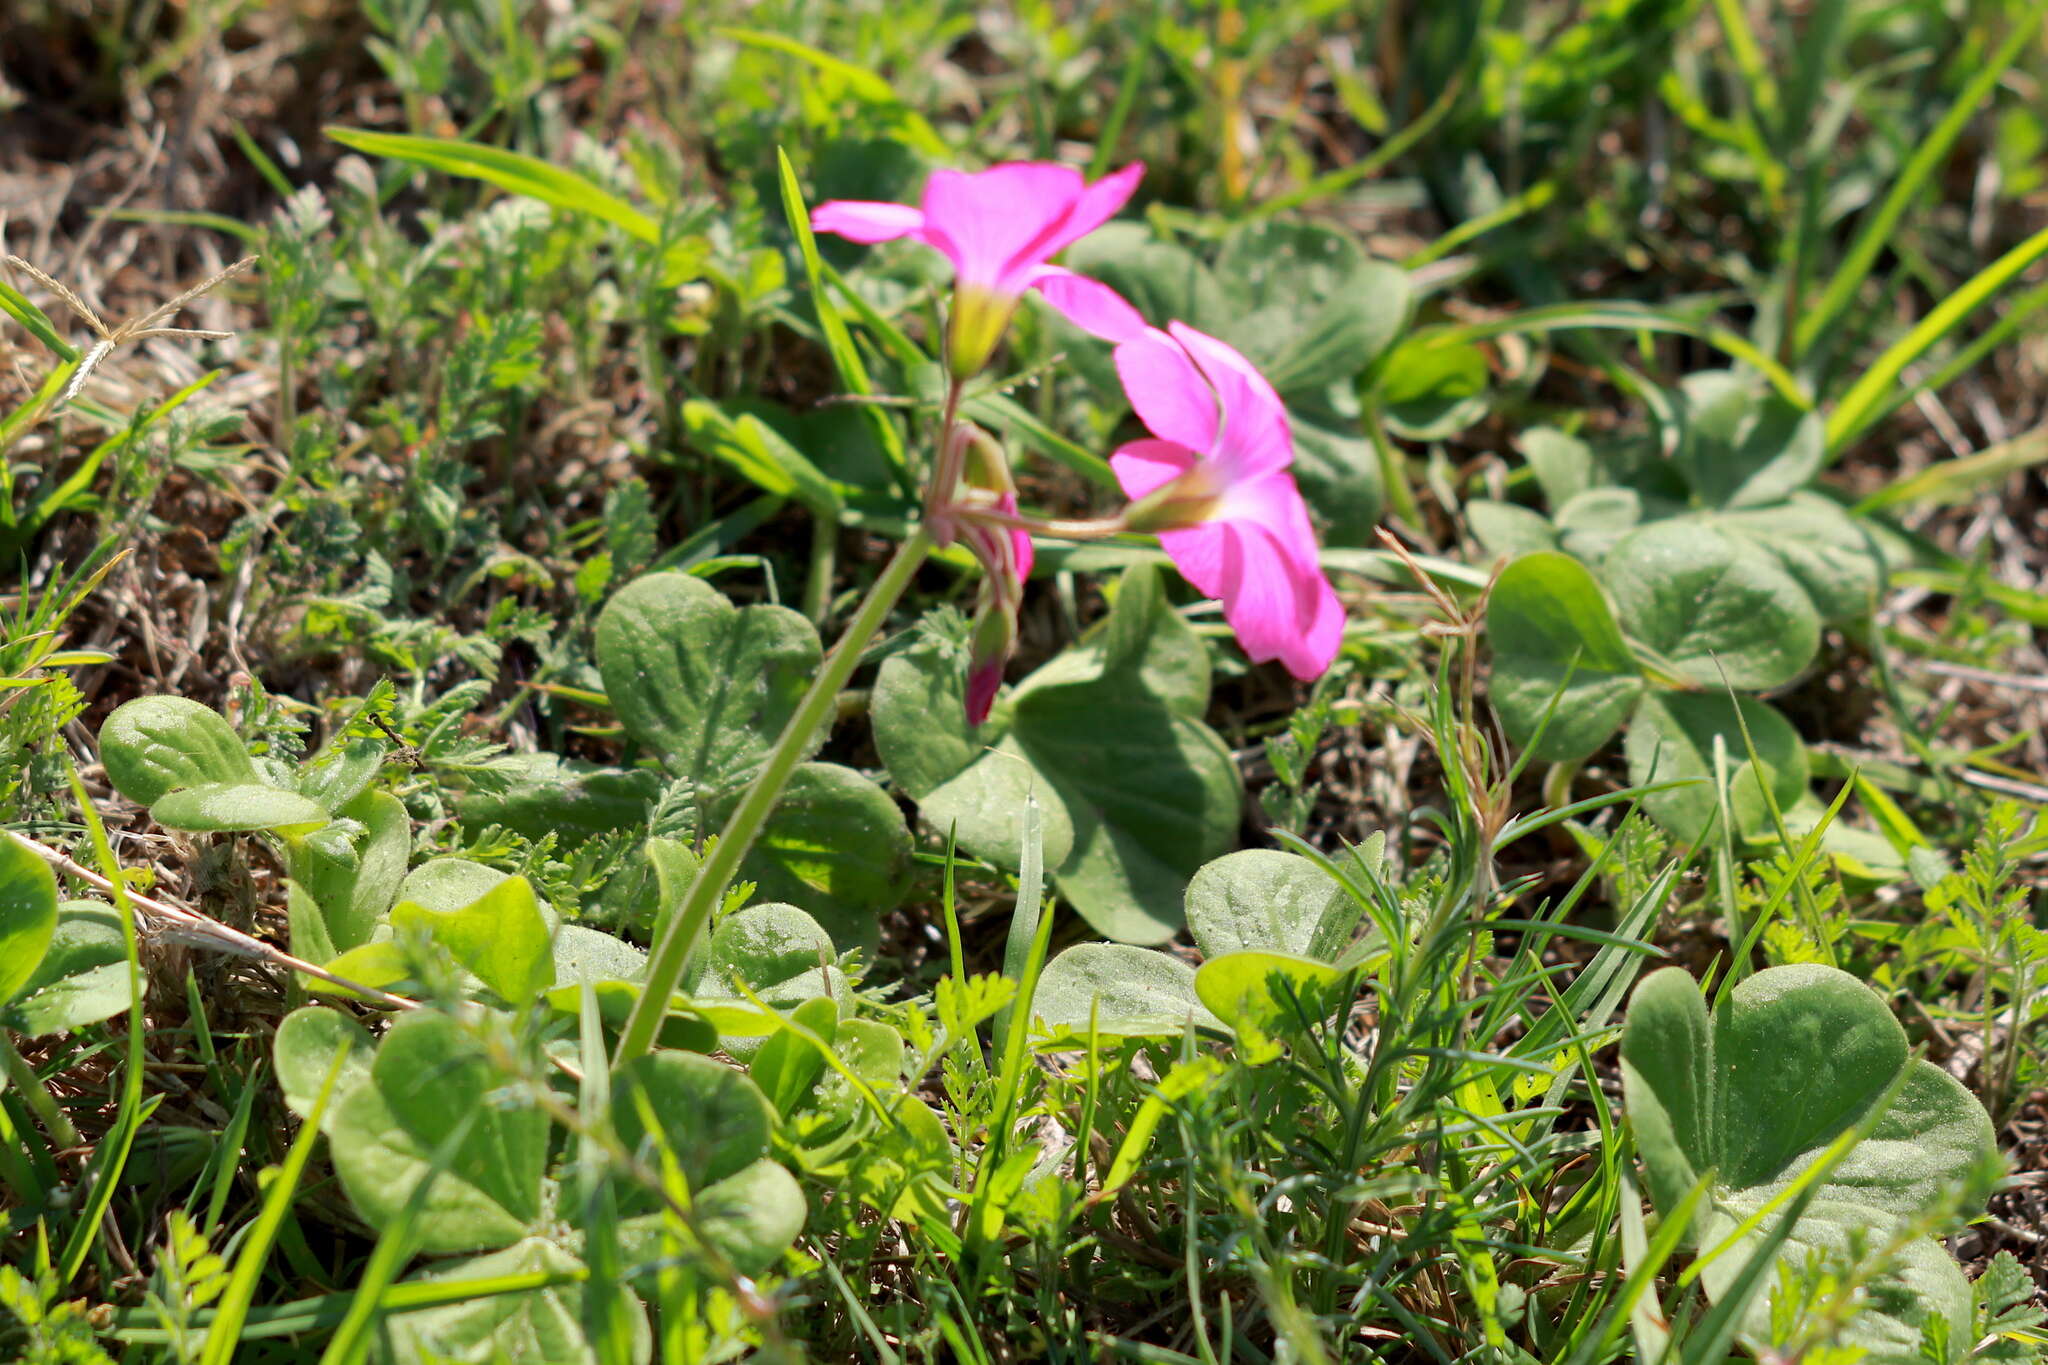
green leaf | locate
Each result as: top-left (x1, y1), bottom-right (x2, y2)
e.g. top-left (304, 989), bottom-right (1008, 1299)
top-left (550, 924), bottom-right (648, 988)
top-left (400, 858), bottom-right (561, 934)
top-left (379, 1238), bottom-right (649, 1365)
top-left (1184, 849), bottom-right (1359, 962)
top-left (1375, 336), bottom-right (1490, 440)
top-left (0, 842), bottom-right (61, 1009)
top-left (271, 1005), bottom-right (376, 1121)
top-left (1056, 224), bottom-right (1229, 357)
top-left (1719, 493), bottom-right (1891, 625)
top-left (1486, 551), bottom-right (1645, 763)
top-left (326, 1011), bottom-right (549, 1256)
top-left (1, 902), bottom-right (136, 1036)
top-left (682, 400), bottom-right (842, 517)
top-left (1215, 220), bottom-right (1410, 393)
top-left (1625, 693), bottom-right (1809, 843)
top-left (0, 275), bottom-right (78, 362)
top-left (1520, 426), bottom-right (1594, 507)
top-left (686, 903), bottom-right (850, 1016)
top-left (99, 696), bottom-right (257, 806)
top-left (150, 782), bottom-right (331, 836)
top-left (455, 755), bottom-right (658, 847)
top-left (1466, 499), bottom-right (1560, 561)
top-left (1290, 407), bottom-right (1385, 547)
top-left (874, 570), bottom-right (1240, 943)
top-left (325, 127), bottom-right (659, 243)
top-left (290, 789), bottom-right (410, 955)
top-left (389, 874), bottom-right (553, 1006)
top-left (723, 762), bottom-right (911, 952)
top-left (1620, 965), bottom-right (1996, 1364)
top-left (1031, 943), bottom-right (1223, 1039)
top-left (615, 1157), bottom-right (807, 1278)
top-left (1673, 371), bottom-right (1825, 510)
top-left (1194, 950), bottom-right (1347, 1043)
top-left (1605, 520), bottom-right (1821, 689)
top-left (749, 995), bottom-right (838, 1120)
top-left (611, 1051), bottom-right (774, 1196)
top-left (595, 572), bottom-right (822, 792)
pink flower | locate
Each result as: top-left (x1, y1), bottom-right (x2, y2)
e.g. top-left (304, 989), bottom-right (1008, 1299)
top-left (1110, 323), bottom-right (1343, 680)
top-left (812, 162), bottom-right (1148, 376)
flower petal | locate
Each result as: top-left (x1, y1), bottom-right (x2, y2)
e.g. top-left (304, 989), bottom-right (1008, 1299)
top-left (1167, 321), bottom-right (1291, 481)
top-left (1114, 328), bottom-right (1219, 451)
top-left (1028, 265), bottom-right (1147, 343)
top-left (1034, 161), bottom-right (1145, 260)
top-left (810, 200), bottom-right (927, 243)
top-left (920, 164), bottom-right (1083, 291)
top-left (1111, 438), bottom-right (1199, 500)
top-left (1159, 523), bottom-right (1228, 600)
top-left (1282, 573), bottom-right (1345, 680)
top-left (1214, 523), bottom-right (1303, 666)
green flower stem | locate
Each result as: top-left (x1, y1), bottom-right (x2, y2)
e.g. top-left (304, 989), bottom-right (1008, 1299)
top-left (0, 1030), bottom-right (80, 1150)
top-left (614, 523), bottom-right (936, 1065)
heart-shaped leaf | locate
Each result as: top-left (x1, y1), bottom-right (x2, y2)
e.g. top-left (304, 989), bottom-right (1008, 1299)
top-left (1674, 370), bottom-right (1825, 511)
top-left (1720, 492), bottom-right (1892, 625)
top-left (1487, 551), bottom-right (1646, 763)
top-left (1605, 520), bottom-right (1821, 689)
top-left (615, 1156), bottom-right (808, 1278)
top-left (1520, 427), bottom-right (1594, 508)
top-left (721, 761), bottom-right (911, 951)
top-left (288, 789), bottom-right (410, 955)
top-left (0, 836), bottom-right (58, 1009)
top-left (456, 755), bottom-right (659, 847)
top-left (1031, 943), bottom-right (1223, 1039)
top-left (326, 1010), bottom-right (549, 1255)
top-left (99, 696), bottom-right (256, 806)
top-left (595, 572), bottom-right (822, 792)
top-left (875, 567), bottom-right (1241, 943)
top-left (1195, 950), bottom-right (1348, 1043)
top-left (612, 1051), bottom-right (776, 1197)
top-left (1215, 221), bottom-right (1410, 393)
top-left (1184, 850), bottom-right (1358, 962)
top-left (380, 1238), bottom-right (649, 1365)
top-left (1, 902), bottom-right (135, 1036)
top-left (150, 782), bottom-right (330, 836)
top-left (1621, 965), bottom-right (1997, 1364)
top-left (272, 1005), bottom-right (376, 1120)
top-left (389, 874), bottom-right (553, 1006)
top-left (686, 902), bottom-right (851, 1017)
top-left (1625, 692), bottom-right (1809, 843)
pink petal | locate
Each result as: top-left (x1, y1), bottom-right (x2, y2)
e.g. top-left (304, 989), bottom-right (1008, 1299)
top-left (1214, 522), bottom-right (1303, 667)
top-left (1035, 161), bottom-right (1145, 259)
top-left (1220, 470), bottom-right (1322, 567)
top-left (1114, 329), bottom-right (1219, 451)
top-left (1167, 322), bottom-right (1291, 481)
top-left (1110, 438), bottom-right (1199, 501)
top-left (1158, 522), bottom-right (1228, 600)
top-left (1282, 573), bottom-right (1345, 680)
top-left (1028, 265), bottom-right (1147, 343)
top-left (920, 164), bottom-right (1084, 291)
top-left (998, 492), bottom-right (1035, 581)
top-left (810, 200), bottom-right (927, 243)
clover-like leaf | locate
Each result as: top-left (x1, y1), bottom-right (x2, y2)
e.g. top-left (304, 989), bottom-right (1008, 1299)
top-left (612, 1051), bottom-right (776, 1196)
top-left (288, 789), bottom-right (409, 956)
top-left (1621, 965), bottom-right (1997, 1364)
top-left (1215, 220), bottom-right (1410, 394)
top-left (595, 572), bottom-right (822, 792)
top-left (389, 873), bottom-right (553, 1006)
top-left (455, 754), bottom-right (659, 847)
top-left (149, 782), bottom-right (331, 836)
top-left (686, 902), bottom-right (851, 1019)
top-left (1674, 370), bottom-right (1825, 511)
top-left (1, 902), bottom-right (135, 1036)
top-left (0, 836), bottom-right (57, 1010)
top-left (326, 1010), bottom-right (549, 1256)
top-left (1605, 520), bottom-right (1821, 689)
top-left (720, 761), bottom-right (911, 952)
top-left (1031, 943), bottom-right (1223, 1039)
top-left (1625, 692), bottom-right (1809, 843)
top-left (876, 567), bottom-right (1240, 944)
top-left (1185, 850), bottom-right (1358, 962)
top-left (1194, 950), bottom-right (1348, 1044)
top-left (1487, 551), bottom-right (1646, 763)
top-left (272, 1004), bottom-right (376, 1120)
top-left (380, 1238), bottom-right (649, 1365)
top-left (99, 696), bottom-right (257, 807)
top-left (1720, 492), bottom-right (1893, 625)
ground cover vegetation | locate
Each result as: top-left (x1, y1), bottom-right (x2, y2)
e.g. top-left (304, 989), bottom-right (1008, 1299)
top-left (1, 1), bottom-right (2046, 1360)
